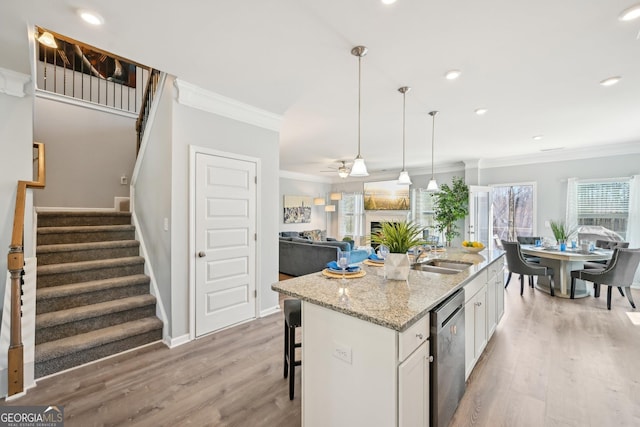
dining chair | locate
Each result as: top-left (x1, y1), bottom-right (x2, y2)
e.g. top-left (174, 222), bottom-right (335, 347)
top-left (502, 240), bottom-right (555, 296)
top-left (570, 248), bottom-right (640, 310)
top-left (583, 240), bottom-right (629, 269)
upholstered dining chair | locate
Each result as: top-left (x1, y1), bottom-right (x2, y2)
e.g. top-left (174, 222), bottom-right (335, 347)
top-left (570, 248), bottom-right (640, 310)
top-left (502, 240), bottom-right (555, 296)
top-left (583, 240), bottom-right (629, 269)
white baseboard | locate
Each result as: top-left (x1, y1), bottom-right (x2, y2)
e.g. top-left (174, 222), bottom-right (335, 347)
top-left (260, 305), bottom-right (281, 317)
top-left (166, 334), bottom-right (191, 348)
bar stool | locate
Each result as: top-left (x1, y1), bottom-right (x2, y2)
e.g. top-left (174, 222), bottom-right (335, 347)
top-left (283, 299), bottom-right (302, 400)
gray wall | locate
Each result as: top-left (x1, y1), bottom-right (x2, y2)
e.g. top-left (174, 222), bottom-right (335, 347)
top-left (0, 89), bottom-right (33, 304)
top-left (33, 97), bottom-right (136, 208)
top-left (133, 75), bottom-right (174, 333)
top-left (172, 94), bottom-right (280, 337)
top-left (279, 176), bottom-right (332, 234)
top-left (479, 153), bottom-right (640, 240)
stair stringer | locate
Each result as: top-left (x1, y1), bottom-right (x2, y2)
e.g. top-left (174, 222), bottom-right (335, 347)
top-left (131, 212), bottom-right (170, 346)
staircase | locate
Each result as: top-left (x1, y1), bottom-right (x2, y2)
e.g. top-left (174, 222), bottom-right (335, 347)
top-left (34, 211), bottom-right (163, 378)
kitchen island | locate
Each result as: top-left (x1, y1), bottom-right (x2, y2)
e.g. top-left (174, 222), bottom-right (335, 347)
top-left (272, 248), bottom-right (505, 427)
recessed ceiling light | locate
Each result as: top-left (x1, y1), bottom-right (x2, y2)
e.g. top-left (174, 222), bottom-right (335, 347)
top-left (381, 0), bottom-right (397, 4)
top-left (532, 135), bottom-right (544, 141)
top-left (475, 108), bottom-right (488, 115)
top-left (78, 9), bottom-right (104, 26)
top-left (444, 70), bottom-right (461, 80)
top-left (600, 76), bottom-right (621, 86)
top-left (619, 3), bottom-right (640, 21)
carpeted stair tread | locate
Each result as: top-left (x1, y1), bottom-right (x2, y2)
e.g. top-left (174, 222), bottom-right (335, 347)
top-left (38, 256), bottom-right (144, 276)
top-left (36, 294), bottom-right (156, 329)
top-left (36, 240), bottom-right (140, 265)
top-left (37, 224), bottom-right (135, 235)
top-left (35, 317), bottom-right (163, 363)
top-left (37, 240), bottom-right (139, 254)
top-left (37, 211), bottom-right (132, 227)
top-left (37, 274), bottom-right (150, 302)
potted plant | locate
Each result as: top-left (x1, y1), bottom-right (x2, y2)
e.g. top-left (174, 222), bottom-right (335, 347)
top-left (432, 177), bottom-right (469, 246)
top-left (549, 220), bottom-right (568, 249)
top-left (370, 221), bottom-right (425, 280)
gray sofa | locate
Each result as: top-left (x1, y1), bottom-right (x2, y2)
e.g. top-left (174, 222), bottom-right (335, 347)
top-left (279, 236), bottom-right (368, 277)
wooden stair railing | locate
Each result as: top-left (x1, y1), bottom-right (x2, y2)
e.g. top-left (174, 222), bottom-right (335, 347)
top-left (135, 69), bottom-right (161, 154)
top-left (7, 142), bottom-right (45, 396)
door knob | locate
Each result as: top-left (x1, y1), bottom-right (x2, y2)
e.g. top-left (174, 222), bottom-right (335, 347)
top-left (198, 251), bottom-right (206, 258)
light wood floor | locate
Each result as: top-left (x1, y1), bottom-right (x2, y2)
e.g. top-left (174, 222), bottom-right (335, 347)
top-left (2, 275), bottom-right (638, 427)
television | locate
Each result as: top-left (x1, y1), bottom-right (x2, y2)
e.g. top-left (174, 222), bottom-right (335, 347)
top-left (363, 180), bottom-right (410, 210)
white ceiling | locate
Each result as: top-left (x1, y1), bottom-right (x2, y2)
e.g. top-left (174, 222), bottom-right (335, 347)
top-left (3, 0), bottom-right (640, 179)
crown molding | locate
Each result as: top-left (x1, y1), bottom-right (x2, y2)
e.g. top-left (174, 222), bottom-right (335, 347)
top-left (478, 141), bottom-right (640, 169)
top-left (0, 67), bottom-right (31, 97)
top-left (280, 170), bottom-right (333, 183)
top-left (174, 79), bottom-right (282, 132)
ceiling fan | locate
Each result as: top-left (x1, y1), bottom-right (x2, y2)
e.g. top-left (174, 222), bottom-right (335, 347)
top-left (320, 160), bottom-right (351, 178)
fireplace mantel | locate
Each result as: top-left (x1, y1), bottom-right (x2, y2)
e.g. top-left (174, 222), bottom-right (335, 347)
top-left (365, 210), bottom-right (409, 239)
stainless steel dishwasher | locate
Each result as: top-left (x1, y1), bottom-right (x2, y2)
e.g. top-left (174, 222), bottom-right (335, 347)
top-left (430, 288), bottom-right (465, 427)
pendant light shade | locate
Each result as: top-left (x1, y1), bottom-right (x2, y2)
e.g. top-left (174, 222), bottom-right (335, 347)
top-left (427, 111), bottom-right (440, 192)
top-left (397, 86), bottom-right (412, 185)
top-left (314, 197), bottom-right (325, 206)
top-left (349, 46), bottom-right (369, 177)
top-left (324, 204), bottom-right (336, 212)
top-left (330, 192), bottom-right (342, 201)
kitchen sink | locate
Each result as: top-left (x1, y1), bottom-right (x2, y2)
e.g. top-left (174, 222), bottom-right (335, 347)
top-left (412, 259), bottom-right (473, 275)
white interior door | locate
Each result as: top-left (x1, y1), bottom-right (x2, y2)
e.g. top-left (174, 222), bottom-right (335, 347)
top-left (467, 186), bottom-right (492, 246)
top-left (195, 152), bottom-right (256, 337)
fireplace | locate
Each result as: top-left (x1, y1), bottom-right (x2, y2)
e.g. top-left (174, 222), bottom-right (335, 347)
top-left (365, 211), bottom-right (409, 247)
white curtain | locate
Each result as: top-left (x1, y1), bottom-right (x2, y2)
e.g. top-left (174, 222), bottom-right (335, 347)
top-left (565, 177), bottom-right (578, 237)
top-left (627, 175), bottom-right (640, 285)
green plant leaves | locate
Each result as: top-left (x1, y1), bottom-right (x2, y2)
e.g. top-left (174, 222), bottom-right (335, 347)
top-left (370, 221), bottom-right (426, 253)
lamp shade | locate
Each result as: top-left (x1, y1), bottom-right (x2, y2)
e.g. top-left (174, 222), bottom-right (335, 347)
top-left (324, 205), bottom-right (336, 212)
top-left (350, 157), bottom-right (369, 177)
top-left (427, 179), bottom-right (439, 192)
top-left (330, 192), bottom-right (342, 201)
top-left (398, 170), bottom-right (412, 185)
top-left (313, 197), bottom-right (325, 206)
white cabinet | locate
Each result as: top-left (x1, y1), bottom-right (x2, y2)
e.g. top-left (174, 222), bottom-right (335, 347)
top-left (486, 256), bottom-right (505, 338)
top-left (399, 340), bottom-right (429, 427)
top-left (464, 273), bottom-right (488, 380)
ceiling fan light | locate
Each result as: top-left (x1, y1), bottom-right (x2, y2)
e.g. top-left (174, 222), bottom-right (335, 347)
top-left (330, 192), bottom-right (343, 201)
top-left (313, 197), bottom-right (325, 206)
top-left (350, 157), bottom-right (369, 177)
top-left (338, 169), bottom-right (349, 178)
top-left (427, 179), bottom-right (439, 192)
top-left (37, 31), bottom-right (57, 48)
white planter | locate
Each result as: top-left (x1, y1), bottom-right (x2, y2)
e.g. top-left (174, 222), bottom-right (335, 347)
top-left (385, 253), bottom-right (410, 281)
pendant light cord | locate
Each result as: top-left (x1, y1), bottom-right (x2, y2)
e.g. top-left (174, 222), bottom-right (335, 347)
top-left (402, 91), bottom-right (406, 170)
top-left (357, 55), bottom-right (362, 158)
top-left (431, 112), bottom-right (436, 178)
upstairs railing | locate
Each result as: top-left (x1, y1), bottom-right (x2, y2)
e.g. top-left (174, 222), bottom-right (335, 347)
top-left (7, 142), bottom-right (46, 396)
top-left (135, 69), bottom-right (161, 153)
top-left (35, 26), bottom-right (152, 115)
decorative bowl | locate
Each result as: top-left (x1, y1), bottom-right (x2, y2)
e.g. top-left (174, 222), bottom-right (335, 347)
top-left (462, 246), bottom-right (484, 253)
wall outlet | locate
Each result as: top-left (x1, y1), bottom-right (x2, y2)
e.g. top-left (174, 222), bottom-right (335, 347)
top-left (332, 342), bottom-right (352, 364)
top-left (163, 218), bottom-right (169, 231)
top-left (120, 175), bottom-right (128, 185)
top-left (544, 220), bottom-right (550, 228)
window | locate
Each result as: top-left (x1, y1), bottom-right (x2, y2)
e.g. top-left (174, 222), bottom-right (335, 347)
top-left (571, 178), bottom-right (630, 238)
top-left (338, 193), bottom-right (364, 245)
top-left (492, 183), bottom-right (536, 245)
top-left (410, 188), bottom-right (436, 233)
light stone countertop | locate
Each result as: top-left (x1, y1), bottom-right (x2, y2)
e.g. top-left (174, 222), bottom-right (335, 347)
top-left (272, 248), bottom-right (505, 332)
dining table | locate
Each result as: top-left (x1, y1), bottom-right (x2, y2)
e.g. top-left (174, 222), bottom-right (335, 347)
top-left (520, 245), bottom-right (613, 298)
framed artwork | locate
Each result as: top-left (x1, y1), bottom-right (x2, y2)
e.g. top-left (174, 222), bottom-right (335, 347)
top-left (364, 180), bottom-right (410, 210)
top-left (283, 195), bottom-right (312, 224)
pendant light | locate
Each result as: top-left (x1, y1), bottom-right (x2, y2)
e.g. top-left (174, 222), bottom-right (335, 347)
top-left (349, 46), bottom-right (369, 177)
top-left (427, 111), bottom-right (440, 192)
top-left (397, 86), bottom-right (412, 185)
